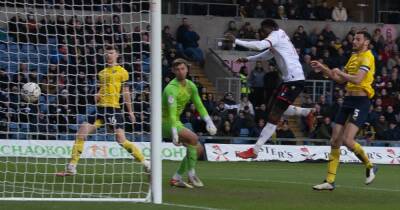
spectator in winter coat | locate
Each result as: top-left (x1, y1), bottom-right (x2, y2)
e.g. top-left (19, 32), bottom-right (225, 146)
top-left (276, 121), bottom-right (296, 144)
top-left (316, 1), bottom-right (332, 21)
top-left (314, 116), bottom-right (333, 140)
top-left (182, 25), bottom-right (204, 64)
top-left (332, 1), bottom-right (347, 22)
top-left (248, 61), bottom-right (266, 106)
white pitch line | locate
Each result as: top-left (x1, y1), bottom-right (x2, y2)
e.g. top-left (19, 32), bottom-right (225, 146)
top-left (161, 202), bottom-right (227, 210)
top-left (4, 183), bottom-right (224, 209)
top-left (217, 177), bottom-right (400, 192)
top-left (3, 183), bottom-right (122, 198)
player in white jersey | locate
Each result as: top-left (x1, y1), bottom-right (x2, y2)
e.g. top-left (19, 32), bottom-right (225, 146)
top-left (226, 19), bottom-right (313, 159)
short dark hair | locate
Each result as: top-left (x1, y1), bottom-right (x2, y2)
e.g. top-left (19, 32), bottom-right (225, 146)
top-left (356, 31), bottom-right (372, 41)
top-left (172, 58), bottom-right (189, 69)
top-left (261, 19), bottom-right (279, 30)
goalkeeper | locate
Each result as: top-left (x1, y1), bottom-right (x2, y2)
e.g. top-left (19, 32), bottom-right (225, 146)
top-left (56, 45), bottom-right (150, 176)
top-left (163, 59), bottom-right (217, 188)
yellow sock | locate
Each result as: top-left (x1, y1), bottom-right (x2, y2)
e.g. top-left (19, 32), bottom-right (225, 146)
top-left (121, 140), bottom-right (145, 163)
top-left (352, 143), bottom-right (373, 169)
top-left (70, 137), bottom-right (85, 165)
top-left (326, 148), bottom-right (340, 183)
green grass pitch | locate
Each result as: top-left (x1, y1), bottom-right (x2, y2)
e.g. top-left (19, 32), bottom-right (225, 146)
top-left (1, 158), bottom-right (400, 210)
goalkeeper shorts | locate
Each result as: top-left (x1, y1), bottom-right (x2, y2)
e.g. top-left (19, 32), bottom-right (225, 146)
top-left (162, 120), bottom-right (185, 139)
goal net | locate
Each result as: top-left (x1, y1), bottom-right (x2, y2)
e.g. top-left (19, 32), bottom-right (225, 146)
top-left (0, 0), bottom-right (160, 202)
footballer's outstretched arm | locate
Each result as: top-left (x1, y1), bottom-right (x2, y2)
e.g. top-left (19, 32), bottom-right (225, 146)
top-left (190, 82), bottom-right (217, 135)
top-left (247, 49), bottom-right (274, 61)
top-left (335, 68), bottom-right (368, 85)
top-left (235, 39), bottom-right (271, 51)
top-left (310, 61), bottom-right (346, 84)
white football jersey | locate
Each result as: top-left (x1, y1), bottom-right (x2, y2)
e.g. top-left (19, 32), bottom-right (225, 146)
top-left (265, 29), bottom-right (305, 82)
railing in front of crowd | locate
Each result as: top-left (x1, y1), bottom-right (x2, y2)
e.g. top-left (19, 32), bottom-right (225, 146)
top-left (377, 10), bottom-right (400, 23)
top-left (209, 48), bottom-right (233, 71)
top-left (216, 77), bottom-right (241, 102)
top-left (304, 80), bottom-right (334, 104)
top-left (199, 136), bottom-right (400, 147)
top-left (177, 1), bottom-right (239, 17)
top-left (214, 77), bottom-right (334, 105)
top-left (205, 49), bottom-right (236, 100)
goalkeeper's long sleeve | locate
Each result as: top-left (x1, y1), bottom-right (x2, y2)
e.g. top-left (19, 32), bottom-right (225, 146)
top-left (190, 81), bottom-right (209, 119)
top-left (164, 86), bottom-right (179, 128)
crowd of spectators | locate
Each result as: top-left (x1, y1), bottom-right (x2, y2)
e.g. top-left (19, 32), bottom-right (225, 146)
top-left (215, 19), bottom-right (400, 145)
top-left (238, 0), bottom-right (347, 22)
top-left (1, 0), bottom-right (148, 13)
top-left (1, 11), bottom-right (154, 140)
top-left (178, 0), bottom-right (348, 22)
top-left (164, 17), bottom-right (204, 66)
top-left (0, 11), bottom-right (206, 141)
top-left (0, 3), bottom-right (399, 145)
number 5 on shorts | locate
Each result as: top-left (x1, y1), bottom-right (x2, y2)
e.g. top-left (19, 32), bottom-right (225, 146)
top-left (353, 109), bottom-right (360, 120)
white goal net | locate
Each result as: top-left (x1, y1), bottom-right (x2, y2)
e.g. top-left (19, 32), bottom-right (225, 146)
top-left (0, 0), bottom-right (160, 202)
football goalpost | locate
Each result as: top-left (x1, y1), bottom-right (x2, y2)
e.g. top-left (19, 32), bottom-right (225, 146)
top-left (0, 0), bottom-right (162, 203)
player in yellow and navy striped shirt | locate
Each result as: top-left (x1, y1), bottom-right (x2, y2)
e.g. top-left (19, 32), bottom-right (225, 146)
top-left (310, 31), bottom-right (377, 190)
top-left (56, 46), bottom-right (150, 176)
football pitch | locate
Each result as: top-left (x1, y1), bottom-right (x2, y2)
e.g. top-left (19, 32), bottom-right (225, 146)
top-left (1, 159), bottom-right (400, 210)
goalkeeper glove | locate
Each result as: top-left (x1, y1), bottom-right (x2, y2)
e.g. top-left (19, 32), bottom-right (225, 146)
top-left (204, 116), bottom-right (217, 135)
top-left (171, 127), bottom-right (181, 146)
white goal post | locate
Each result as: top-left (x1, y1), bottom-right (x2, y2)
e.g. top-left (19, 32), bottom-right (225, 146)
top-left (0, 0), bottom-right (162, 203)
top-left (150, 0), bottom-right (162, 205)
